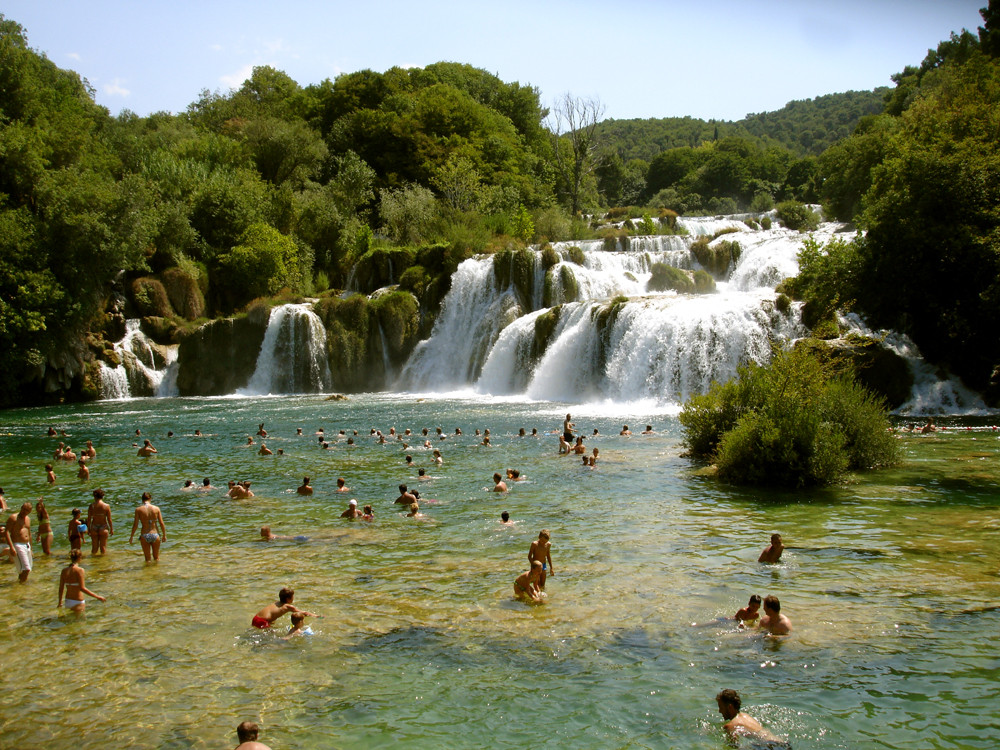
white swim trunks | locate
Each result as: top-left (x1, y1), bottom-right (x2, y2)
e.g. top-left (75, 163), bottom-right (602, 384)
top-left (14, 542), bottom-right (32, 574)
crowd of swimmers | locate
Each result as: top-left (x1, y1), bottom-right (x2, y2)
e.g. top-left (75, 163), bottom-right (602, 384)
top-left (10, 414), bottom-right (813, 747)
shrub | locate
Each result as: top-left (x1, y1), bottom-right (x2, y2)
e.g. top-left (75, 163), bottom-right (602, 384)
top-left (130, 278), bottom-right (174, 318)
top-left (534, 206), bottom-right (571, 243)
top-left (540, 245), bottom-right (560, 270)
top-left (775, 201), bottom-right (820, 231)
top-left (760, 216), bottom-right (772, 230)
top-left (568, 246), bottom-right (586, 266)
top-left (161, 266), bottom-right (205, 320)
top-left (648, 263), bottom-right (694, 293)
top-left (692, 269), bottom-right (716, 293)
top-left (679, 345), bottom-right (898, 487)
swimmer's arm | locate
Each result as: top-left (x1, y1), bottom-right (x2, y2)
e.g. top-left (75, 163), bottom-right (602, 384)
top-left (57, 576), bottom-right (65, 607)
top-left (80, 583), bottom-right (105, 602)
top-left (128, 512), bottom-right (139, 543)
top-left (107, 509), bottom-right (113, 536)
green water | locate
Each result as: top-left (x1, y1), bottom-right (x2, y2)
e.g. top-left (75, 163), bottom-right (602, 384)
top-left (1, 395), bottom-right (998, 749)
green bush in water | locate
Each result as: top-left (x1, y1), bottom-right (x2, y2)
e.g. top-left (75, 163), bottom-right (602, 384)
top-left (648, 263), bottom-right (695, 293)
top-left (691, 237), bottom-right (741, 278)
top-left (775, 200), bottom-right (820, 231)
top-left (161, 266), bottom-right (206, 321)
top-left (398, 265), bottom-right (430, 296)
top-left (493, 247), bottom-right (536, 309)
top-left (693, 270), bottom-right (716, 293)
top-left (568, 246), bottom-right (586, 266)
top-left (130, 278), bottom-right (175, 318)
top-left (679, 345), bottom-right (899, 487)
top-left (532, 305), bottom-right (561, 359)
top-left (559, 265), bottom-right (579, 302)
top-left (775, 292), bottom-right (792, 314)
top-left (540, 245), bottom-right (560, 270)
top-left (761, 216), bottom-right (772, 230)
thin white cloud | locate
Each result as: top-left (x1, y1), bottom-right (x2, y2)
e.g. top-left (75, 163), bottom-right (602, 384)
top-left (103, 78), bottom-right (130, 98)
top-left (220, 63), bottom-right (254, 89)
top-left (66, 52), bottom-right (81, 61)
top-left (210, 43), bottom-right (223, 52)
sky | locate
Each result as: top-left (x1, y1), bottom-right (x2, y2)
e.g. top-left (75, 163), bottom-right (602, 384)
top-left (3, 0), bottom-right (990, 123)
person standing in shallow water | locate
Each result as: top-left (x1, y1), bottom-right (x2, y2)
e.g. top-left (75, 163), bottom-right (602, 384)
top-left (529, 530), bottom-right (554, 589)
top-left (129, 492), bottom-right (166, 562)
top-left (88, 489), bottom-right (113, 555)
top-left (759, 533), bottom-right (784, 563)
top-left (58, 549), bottom-right (105, 613)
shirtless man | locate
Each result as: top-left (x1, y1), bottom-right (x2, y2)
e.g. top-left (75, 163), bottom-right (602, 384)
top-left (341, 499), bottom-right (362, 518)
top-left (297, 477), bottom-right (314, 496)
top-left (87, 489), bottom-right (113, 555)
top-left (61, 445), bottom-right (77, 462)
top-left (395, 484), bottom-right (417, 506)
top-left (642, 424), bottom-right (655, 435)
top-left (199, 478), bottom-right (214, 491)
top-left (235, 721), bottom-right (272, 750)
top-left (620, 424), bottom-right (632, 436)
top-left (83, 440), bottom-right (97, 459)
top-left (573, 436), bottom-right (587, 454)
top-left (716, 689), bottom-right (787, 746)
top-left (500, 511), bottom-right (514, 526)
top-left (5, 502), bottom-right (33, 582)
top-left (137, 439), bottom-right (157, 457)
top-left (77, 459), bottom-right (90, 480)
top-left (563, 413), bottom-right (575, 443)
top-left (58, 549), bottom-right (105, 612)
top-left (758, 533), bottom-right (784, 563)
top-left (336, 477), bottom-right (350, 493)
top-left (514, 561), bottom-right (544, 604)
top-left (129, 491), bottom-right (166, 562)
top-left (758, 595), bottom-right (792, 635)
top-left (257, 443), bottom-right (273, 456)
top-left (251, 587), bottom-right (317, 629)
top-left (529, 530), bottom-right (554, 589)
top-left (492, 472), bottom-right (508, 493)
top-left (735, 594), bottom-right (762, 625)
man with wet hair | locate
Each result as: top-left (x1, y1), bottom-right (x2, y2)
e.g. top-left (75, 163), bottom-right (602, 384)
top-left (5, 502), bottom-right (33, 582)
top-left (395, 484), bottom-right (417, 505)
top-left (716, 689), bottom-right (787, 745)
top-left (759, 595), bottom-right (792, 635)
top-left (251, 587), bottom-right (317, 629)
top-left (235, 720), bottom-right (272, 749)
top-left (759, 533), bottom-right (784, 563)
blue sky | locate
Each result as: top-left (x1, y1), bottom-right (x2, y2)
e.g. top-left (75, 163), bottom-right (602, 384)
top-left (3, 0), bottom-right (989, 122)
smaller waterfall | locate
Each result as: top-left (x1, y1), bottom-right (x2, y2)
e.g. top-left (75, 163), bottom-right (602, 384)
top-left (242, 303), bottom-right (331, 395)
top-left (98, 320), bottom-right (179, 399)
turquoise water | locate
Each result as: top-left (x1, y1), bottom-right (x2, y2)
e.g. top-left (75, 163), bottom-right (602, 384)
top-left (1, 395), bottom-right (999, 749)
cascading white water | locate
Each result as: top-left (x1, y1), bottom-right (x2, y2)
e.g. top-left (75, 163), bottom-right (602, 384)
top-left (399, 214), bottom-right (975, 408)
top-left (242, 303), bottom-right (331, 395)
top-left (98, 319), bottom-right (179, 399)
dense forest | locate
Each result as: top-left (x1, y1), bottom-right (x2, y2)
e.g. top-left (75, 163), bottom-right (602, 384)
top-left (0, 4), bottom-right (998, 407)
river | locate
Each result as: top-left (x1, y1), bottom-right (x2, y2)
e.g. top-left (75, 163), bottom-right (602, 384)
top-left (1, 394), bottom-right (998, 748)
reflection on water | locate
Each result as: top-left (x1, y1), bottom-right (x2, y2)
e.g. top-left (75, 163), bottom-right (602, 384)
top-left (1, 396), bottom-right (998, 749)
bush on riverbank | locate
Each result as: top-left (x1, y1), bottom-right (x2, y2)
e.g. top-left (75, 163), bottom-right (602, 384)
top-left (680, 346), bottom-right (899, 486)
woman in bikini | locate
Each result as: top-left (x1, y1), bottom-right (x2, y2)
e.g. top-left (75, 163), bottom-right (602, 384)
top-left (128, 492), bottom-right (167, 562)
top-left (35, 499), bottom-right (54, 555)
top-left (58, 549), bottom-right (105, 612)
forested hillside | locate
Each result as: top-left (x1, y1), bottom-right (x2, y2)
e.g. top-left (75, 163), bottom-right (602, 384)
top-left (1, 5), bottom-right (997, 408)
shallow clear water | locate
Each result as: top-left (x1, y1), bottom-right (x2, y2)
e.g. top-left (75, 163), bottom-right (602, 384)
top-left (1, 395), bottom-right (998, 749)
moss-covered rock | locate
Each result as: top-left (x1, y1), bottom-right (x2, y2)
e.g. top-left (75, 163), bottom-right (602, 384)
top-left (350, 246), bottom-right (418, 293)
top-left (691, 237), bottom-right (742, 279)
top-left (370, 291), bottom-right (420, 363)
top-left (540, 244), bottom-right (559, 270)
top-left (648, 263), bottom-right (695, 293)
top-left (161, 266), bottom-right (206, 321)
top-left (130, 277), bottom-right (174, 318)
top-left (692, 270), bottom-right (716, 294)
top-left (559, 265), bottom-right (579, 303)
top-left (176, 314), bottom-right (268, 396)
top-left (567, 246), bottom-right (585, 266)
top-left (493, 247), bottom-right (537, 310)
top-left (140, 316), bottom-right (183, 345)
top-left (532, 305), bottom-right (562, 360)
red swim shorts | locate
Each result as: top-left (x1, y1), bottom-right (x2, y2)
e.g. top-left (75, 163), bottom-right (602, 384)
top-left (251, 615), bottom-right (271, 629)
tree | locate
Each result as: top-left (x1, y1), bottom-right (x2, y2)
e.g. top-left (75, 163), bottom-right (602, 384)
top-left (546, 93), bottom-right (604, 215)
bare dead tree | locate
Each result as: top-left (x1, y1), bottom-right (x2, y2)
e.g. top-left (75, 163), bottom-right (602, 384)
top-left (546, 93), bottom-right (605, 216)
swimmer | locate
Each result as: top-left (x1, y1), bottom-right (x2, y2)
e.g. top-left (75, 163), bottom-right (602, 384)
top-left (528, 530), bottom-right (554, 589)
top-left (182, 480), bottom-right (194, 490)
top-left (77, 458), bottom-right (90, 480)
top-left (199, 478), bottom-right (214, 491)
top-left (581, 455), bottom-right (591, 467)
top-left (61, 445), bottom-right (76, 462)
top-left (455, 427), bottom-right (462, 435)
top-left (68, 508), bottom-right (86, 552)
top-left (83, 440), bottom-right (96, 459)
top-left (642, 424), bottom-right (654, 434)
top-left (361, 505), bottom-right (374, 521)
top-left (433, 449), bottom-right (443, 465)
top-left (921, 417), bottom-right (938, 434)
top-left (235, 721), bottom-right (272, 750)
top-left (758, 533), bottom-right (784, 563)
top-left (591, 447), bottom-right (599, 464)
top-left (259, 526), bottom-right (306, 542)
top-left (282, 612), bottom-right (311, 639)
top-left (492, 473), bottom-right (508, 493)
top-left (518, 428), bottom-right (526, 437)
top-left (128, 491), bottom-right (166, 562)
top-left (340, 499), bottom-right (362, 519)
top-left (251, 587), bottom-right (317, 630)
top-left (716, 689), bottom-right (787, 746)
top-left (297, 477), bottom-right (313, 496)
top-left (246, 436), bottom-right (255, 446)
top-left (531, 428), bottom-right (538, 437)
top-left (45, 463), bottom-right (56, 484)
top-left (395, 484), bottom-right (417, 506)
top-left (137, 439), bottom-right (157, 457)
top-left (758, 595), bottom-right (792, 635)
top-left (481, 435), bottom-right (491, 446)
top-left (87, 489), bottom-right (113, 555)
top-left (6, 502), bottom-right (34, 582)
top-left (563, 413), bottom-right (575, 443)
top-left (257, 423), bottom-right (267, 438)
top-left (194, 429), bottom-right (202, 437)
top-left (514, 561), bottom-right (545, 604)
top-left (500, 511), bottom-right (514, 526)
top-left (418, 468), bottom-right (429, 480)
top-left (258, 443), bottom-right (272, 456)
top-left (558, 435), bottom-right (570, 455)
top-left (296, 427), bottom-right (303, 436)
top-left (58, 549), bottom-right (105, 612)
top-left (406, 501), bottom-right (424, 518)
top-left (336, 477), bottom-right (350, 493)
top-left (620, 424), bottom-right (632, 436)
top-left (735, 594), bottom-right (762, 625)
top-left (405, 455), bottom-right (413, 466)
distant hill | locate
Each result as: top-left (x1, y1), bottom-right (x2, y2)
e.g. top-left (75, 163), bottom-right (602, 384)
top-left (594, 89), bottom-right (888, 161)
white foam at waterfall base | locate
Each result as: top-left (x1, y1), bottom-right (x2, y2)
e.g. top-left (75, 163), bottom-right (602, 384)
top-left (242, 303), bottom-right (332, 395)
top-left (840, 313), bottom-right (993, 416)
top-left (98, 319), bottom-right (179, 399)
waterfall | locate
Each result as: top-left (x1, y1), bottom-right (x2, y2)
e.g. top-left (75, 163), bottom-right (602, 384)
top-left (98, 319), bottom-right (179, 399)
top-left (397, 218), bottom-right (911, 405)
top-left (242, 303), bottom-right (331, 395)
